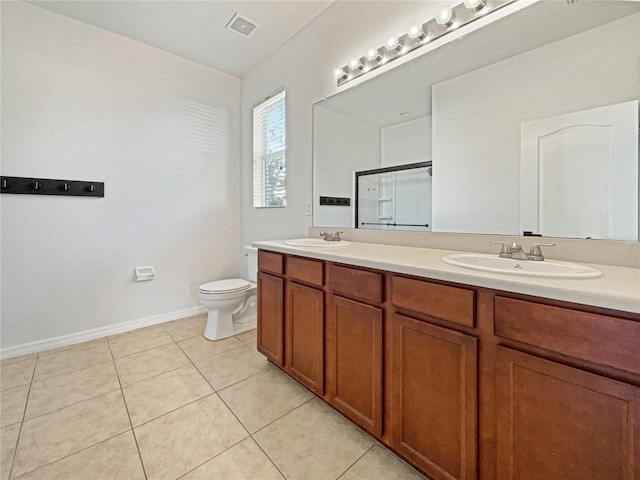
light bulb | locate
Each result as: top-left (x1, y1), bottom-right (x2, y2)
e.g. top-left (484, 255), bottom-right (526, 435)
top-left (386, 36), bottom-right (401, 50)
top-left (366, 48), bottom-right (381, 61)
top-left (349, 58), bottom-right (364, 70)
top-left (435, 9), bottom-right (455, 27)
top-left (464, 0), bottom-right (486, 11)
top-left (334, 68), bottom-right (347, 78)
top-left (408, 25), bottom-right (427, 40)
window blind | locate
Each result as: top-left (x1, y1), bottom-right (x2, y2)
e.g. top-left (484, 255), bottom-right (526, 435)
top-left (253, 89), bottom-right (286, 208)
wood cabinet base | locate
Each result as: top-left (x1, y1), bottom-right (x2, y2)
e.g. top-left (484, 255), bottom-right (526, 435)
top-left (258, 250), bottom-right (640, 480)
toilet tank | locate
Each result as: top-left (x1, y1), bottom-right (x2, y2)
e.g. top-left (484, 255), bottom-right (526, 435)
top-left (244, 245), bottom-right (258, 283)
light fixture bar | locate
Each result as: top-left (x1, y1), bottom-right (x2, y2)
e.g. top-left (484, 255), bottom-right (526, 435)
top-left (335, 0), bottom-right (515, 86)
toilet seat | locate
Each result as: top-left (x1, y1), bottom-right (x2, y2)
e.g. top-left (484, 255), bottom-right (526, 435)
top-left (199, 278), bottom-right (251, 294)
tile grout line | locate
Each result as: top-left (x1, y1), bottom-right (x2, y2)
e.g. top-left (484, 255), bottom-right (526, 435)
top-left (208, 360), bottom-right (271, 392)
top-left (119, 361), bottom-right (194, 390)
top-left (247, 436), bottom-right (290, 480)
top-left (250, 395), bottom-right (316, 437)
top-left (245, 394), bottom-right (309, 480)
top-left (6, 362), bottom-right (138, 478)
top-left (20, 386), bottom-right (123, 424)
top-left (7, 352), bottom-right (38, 480)
top-left (6, 325), bottom-right (423, 480)
top-left (246, 395), bottom-right (318, 480)
top-left (173, 335), bottom-right (220, 394)
top-left (3, 318), bottom-right (245, 480)
top-left (176, 339), bottom-right (247, 368)
top-left (30, 357), bottom-right (114, 384)
top-left (174, 338), bottom-right (257, 393)
top-left (173, 436), bottom-right (250, 480)
top-left (9, 431), bottom-right (138, 479)
top-left (335, 444), bottom-right (376, 480)
top-left (128, 391), bottom-right (218, 430)
top-left (110, 340), bottom-right (175, 362)
top-left (211, 364), bottom-right (299, 480)
top-left (107, 334), bottom-right (150, 480)
top-left (243, 382), bottom-right (387, 480)
top-left (29, 340), bottom-right (107, 361)
top-left (8, 324), bottom-right (319, 480)
top-left (170, 329), bottom-right (291, 479)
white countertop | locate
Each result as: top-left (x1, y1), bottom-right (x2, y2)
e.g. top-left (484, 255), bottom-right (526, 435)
top-left (253, 240), bottom-right (640, 315)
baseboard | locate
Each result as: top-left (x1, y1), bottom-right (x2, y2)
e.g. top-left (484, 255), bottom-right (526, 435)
top-left (0, 306), bottom-right (207, 360)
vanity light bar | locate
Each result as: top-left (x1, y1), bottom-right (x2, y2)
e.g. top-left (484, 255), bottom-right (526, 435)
top-left (334, 0), bottom-right (515, 86)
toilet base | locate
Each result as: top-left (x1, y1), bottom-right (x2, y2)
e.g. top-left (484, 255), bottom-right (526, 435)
top-left (203, 310), bottom-right (257, 341)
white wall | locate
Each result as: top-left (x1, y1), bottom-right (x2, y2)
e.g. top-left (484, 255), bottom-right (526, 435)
top-left (313, 106), bottom-right (380, 228)
top-left (240, 1), bottom-right (457, 245)
top-left (1, 3), bottom-right (241, 353)
top-left (381, 116), bottom-right (432, 167)
top-left (432, 14), bottom-right (639, 235)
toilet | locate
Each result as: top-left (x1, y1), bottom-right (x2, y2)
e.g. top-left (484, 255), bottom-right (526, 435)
top-left (198, 245), bottom-right (258, 341)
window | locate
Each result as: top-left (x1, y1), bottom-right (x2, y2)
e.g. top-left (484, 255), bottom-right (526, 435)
top-left (253, 89), bottom-right (286, 208)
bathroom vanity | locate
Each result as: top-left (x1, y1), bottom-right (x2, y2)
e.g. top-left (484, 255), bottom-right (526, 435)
top-left (254, 240), bottom-right (640, 480)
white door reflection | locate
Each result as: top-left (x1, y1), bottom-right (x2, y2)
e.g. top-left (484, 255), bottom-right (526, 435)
top-left (520, 100), bottom-right (638, 241)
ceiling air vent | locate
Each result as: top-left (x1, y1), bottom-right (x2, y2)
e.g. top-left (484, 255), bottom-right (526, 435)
top-left (226, 13), bottom-right (259, 38)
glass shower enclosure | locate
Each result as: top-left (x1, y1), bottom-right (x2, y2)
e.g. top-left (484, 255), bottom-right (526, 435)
top-left (355, 161), bottom-right (432, 231)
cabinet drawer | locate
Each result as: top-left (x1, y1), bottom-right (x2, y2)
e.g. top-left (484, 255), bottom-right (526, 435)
top-left (287, 256), bottom-right (324, 286)
top-left (495, 296), bottom-right (640, 376)
top-left (329, 264), bottom-right (383, 304)
top-left (258, 250), bottom-right (284, 275)
top-left (391, 276), bottom-right (475, 328)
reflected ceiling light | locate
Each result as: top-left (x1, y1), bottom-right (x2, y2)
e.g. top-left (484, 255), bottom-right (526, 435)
top-left (386, 36), bottom-right (403, 51)
top-left (334, 0), bottom-right (516, 86)
top-left (349, 58), bottom-right (364, 71)
top-left (334, 68), bottom-right (347, 79)
top-left (366, 48), bottom-right (382, 62)
top-left (408, 25), bottom-right (427, 41)
top-left (464, 0), bottom-right (487, 11)
top-left (436, 9), bottom-right (456, 27)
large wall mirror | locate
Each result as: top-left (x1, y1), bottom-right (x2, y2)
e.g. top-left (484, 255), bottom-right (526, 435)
top-left (313, 0), bottom-right (640, 241)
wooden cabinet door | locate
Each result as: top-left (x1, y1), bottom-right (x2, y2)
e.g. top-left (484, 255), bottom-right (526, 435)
top-left (328, 295), bottom-right (383, 437)
top-left (257, 273), bottom-right (284, 366)
top-left (286, 282), bottom-right (324, 394)
top-left (391, 313), bottom-right (477, 480)
top-left (496, 346), bottom-right (640, 480)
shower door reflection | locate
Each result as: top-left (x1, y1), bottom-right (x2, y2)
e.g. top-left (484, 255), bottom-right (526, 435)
top-left (355, 162), bottom-right (432, 231)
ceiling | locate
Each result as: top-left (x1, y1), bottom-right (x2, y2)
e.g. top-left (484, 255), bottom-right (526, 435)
top-left (28, 0), bottom-right (334, 77)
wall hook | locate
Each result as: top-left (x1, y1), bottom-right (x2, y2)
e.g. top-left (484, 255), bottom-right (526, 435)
top-left (0, 176), bottom-right (104, 197)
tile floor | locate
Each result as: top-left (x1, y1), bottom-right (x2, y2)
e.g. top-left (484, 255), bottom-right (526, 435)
top-left (0, 315), bottom-right (427, 480)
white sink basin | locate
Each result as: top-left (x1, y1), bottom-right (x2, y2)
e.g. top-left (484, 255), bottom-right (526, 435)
top-left (442, 253), bottom-right (602, 279)
top-left (284, 238), bottom-right (350, 247)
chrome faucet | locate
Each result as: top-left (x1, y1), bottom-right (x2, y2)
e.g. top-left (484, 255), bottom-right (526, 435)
top-left (527, 242), bottom-right (556, 261)
top-left (319, 230), bottom-right (343, 242)
top-left (490, 240), bottom-right (555, 261)
top-left (508, 243), bottom-right (530, 261)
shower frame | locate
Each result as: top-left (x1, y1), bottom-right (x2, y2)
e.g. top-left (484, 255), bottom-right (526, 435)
top-left (354, 161), bottom-right (432, 229)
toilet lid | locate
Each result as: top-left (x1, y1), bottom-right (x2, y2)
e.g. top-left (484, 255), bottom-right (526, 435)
top-left (199, 278), bottom-right (251, 294)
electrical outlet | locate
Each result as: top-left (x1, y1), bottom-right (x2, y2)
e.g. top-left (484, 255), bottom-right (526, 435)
top-left (305, 201), bottom-right (312, 216)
